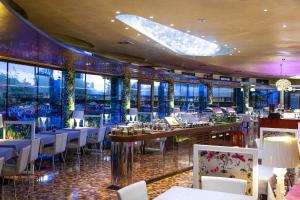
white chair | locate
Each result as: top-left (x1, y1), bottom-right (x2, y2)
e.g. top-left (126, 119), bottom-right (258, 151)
top-left (0, 157), bottom-right (4, 175)
top-left (87, 127), bottom-right (106, 151)
top-left (2, 146), bottom-right (31, 191)
top-left (201, 176), bottom-right (247, 195)
top-left (29, 138), bottom-right (41, 168)
top-left (117, 180), bottom-right (148, 200)
top-left (39, 133), bottom-right (68, 170)
top-left (67, 129), bottom-right (88, 159)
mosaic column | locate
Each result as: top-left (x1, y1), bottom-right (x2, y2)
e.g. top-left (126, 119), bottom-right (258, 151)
top-left (243, 85), bottom-right (250, 111)
top-left (169, 80), bottom-right (174, 114)
top-left (122, 67), bottom-right (131, 122)
top-left (280, 90), bottom-right (285, 106)
top-left (62, 51), bottom-right (75, 128)
top-left (207, 83), bottom-right (213, 105)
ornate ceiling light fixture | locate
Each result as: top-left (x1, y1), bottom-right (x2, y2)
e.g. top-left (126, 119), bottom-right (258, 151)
top-left (116, 14), bottom-right (232, 56)
top-left (276, 60), bottom-right (292, 91)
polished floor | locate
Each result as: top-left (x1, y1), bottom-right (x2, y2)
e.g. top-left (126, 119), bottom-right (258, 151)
top-left (0, 147), bottom-right (193, 200)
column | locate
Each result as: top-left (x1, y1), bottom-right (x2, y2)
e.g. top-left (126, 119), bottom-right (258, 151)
top-left (207, 82), bottom-right (213, 105)
top-left (168, 80), bottom-right (174, 114)
top-left (122, 67), bottom-right (131, 122)
top-left (243, 85), bottom-right (250, 111)
top-left (62, 51), bottom-right (75, 128)
top-left (280, 90), bottom-right (284, 106)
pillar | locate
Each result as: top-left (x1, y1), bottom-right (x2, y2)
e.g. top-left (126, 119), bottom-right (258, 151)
top-left (280, 90), bottom-right (284, 106)
top-left (243, 85), bottom-right (250, 111)
top-left (62, 51), bottom-right (75, 128)
top-left (207, 83), bottom-right (213, 105)
top-left (168, 80), bottom-right (174, 114)
top-left (122, 67), bottom-right (131, 122)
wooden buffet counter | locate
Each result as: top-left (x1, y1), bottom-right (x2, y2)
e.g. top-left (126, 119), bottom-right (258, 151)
top-left (109, 122), bottom-right (241, 143)
top-left (109, 122), bottom-right (242, 188)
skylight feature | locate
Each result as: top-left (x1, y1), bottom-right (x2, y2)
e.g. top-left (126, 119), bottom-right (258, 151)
top-left (116, 14), bottom-right (232, 56)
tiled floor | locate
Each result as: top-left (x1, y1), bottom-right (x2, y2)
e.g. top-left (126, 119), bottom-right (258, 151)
top-left (0, 147), bottom-right (193, 200)
top-left (0, 126), bottom-right (256, 200)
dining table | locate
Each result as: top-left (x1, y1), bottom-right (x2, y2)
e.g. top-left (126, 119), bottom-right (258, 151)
top-left (0, 147), bottom-right (16, 160)
top-left (0, 139), bottom-right (31, 151)
top-left (154, 186), bottom-right (256, 200)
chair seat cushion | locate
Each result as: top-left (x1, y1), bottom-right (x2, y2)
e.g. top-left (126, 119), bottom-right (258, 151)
top-left (41, 147), bottom-right (54, 155)
top-left (87, 138), bottom-right (98, 144)
top-left (67, 142), bottom-right (79, 149)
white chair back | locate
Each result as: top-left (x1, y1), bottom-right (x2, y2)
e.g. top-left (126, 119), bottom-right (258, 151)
top-left (117, 180), bottom-right (148, 200)
top-left (0, 157), bottom-right (4, 175)
top-left (54, 133), bottom-right (68, 154)
top-left (16, 145), bottom-right (31, 174)
top-left (29, 138), bottom-right (41, 163)
top-left (97, 127), bottom-right (106, 143)
top-left (201, 176), bottom-right (247, 195)
top-left (78, 129), bottom-right (88, 147)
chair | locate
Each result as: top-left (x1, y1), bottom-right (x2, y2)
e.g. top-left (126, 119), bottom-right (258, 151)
top-left (0, 157), bottom-right (4, 175)
top-left (117, 180), bottom-right (148, 200)
top-left (87, 127), bottom-right (106, 151)
top-left (66, 129), bottom-right (88, 159)
top-left (2, 146), bottom-right (31, 191)
top-left (201, 176), bottom-right (247, 195)
top-left (29, 138), bottom-right (41, 168)
top-left (39, 133), bottom-right (68, 170)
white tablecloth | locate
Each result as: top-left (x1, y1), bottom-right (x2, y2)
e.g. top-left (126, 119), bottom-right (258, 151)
top-left (154, 186), bottom-right (256, 200)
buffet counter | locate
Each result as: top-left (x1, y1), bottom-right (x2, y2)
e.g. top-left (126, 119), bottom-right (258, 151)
top-left (108, 122), bottom-right (242, 188)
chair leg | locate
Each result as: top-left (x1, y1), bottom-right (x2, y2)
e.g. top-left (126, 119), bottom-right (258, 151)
top-left (39, 156), bottom-right (43, 170)
top-left (52, 155), bottom-right (55, 171)
top-left (13, 177), bottom-right (16, 199)
top-left (61, 153), bottom-right (66, 165)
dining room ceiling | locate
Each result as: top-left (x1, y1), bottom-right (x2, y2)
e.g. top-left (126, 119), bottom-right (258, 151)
top-left (7, 0), bottom-right (300, 78)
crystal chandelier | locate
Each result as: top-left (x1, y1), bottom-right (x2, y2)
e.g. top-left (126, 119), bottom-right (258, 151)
top-left (276, 63), bottom-right (292, 91)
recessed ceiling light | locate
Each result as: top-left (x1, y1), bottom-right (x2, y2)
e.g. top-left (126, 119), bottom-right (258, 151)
top-left (111, 19), bottom-right (115, 23)
top-left (238, 50), bottom-right (241, 53)
top-left (234, 47), bottom-right (237, 50)
top-left (149, 16), bottom-right (154, 19)
top-left (201, 35), bottom-right (205, 38)
top-left (115, 11), bottom-right (121, 14)
top-left (187, 30), bottom-right (191, 33)
top-left (125, 27), bottom-right (129, 30)
top-left (263, 9), bottom-right (268, 12)
top-left (170, 24), bottom-right (174, 27)
top-left (137, 33), bottom-right (141, 36)
top-left (224, 44), bottom-right (228, 47)
top-left (282, 24), bottom-right (287, 28)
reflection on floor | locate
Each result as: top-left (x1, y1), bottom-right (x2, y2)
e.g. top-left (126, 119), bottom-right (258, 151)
top-left (0, 148), bottom-right (192, 200)
top-left (0, 126), bottom-right (257, 200)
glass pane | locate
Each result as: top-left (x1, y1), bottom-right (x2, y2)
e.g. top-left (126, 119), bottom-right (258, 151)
top-left (140, 84), bottom-right (151, 112)
top-left (0, 62), bottom-right (7, 118)
top-left (130, 79), bottom-right (138, 108)
top-left (75, 73), bottom-right (86, 111)
top-left (37, 68), bottom-right (63, 129)
top-left (8, 63), bottom-right (37, 121)
top-left (86, 74), bottom-right (105, 115)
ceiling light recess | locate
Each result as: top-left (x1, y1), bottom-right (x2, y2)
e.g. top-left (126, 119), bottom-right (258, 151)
top-left (116, 14), bottom-right (232, 56)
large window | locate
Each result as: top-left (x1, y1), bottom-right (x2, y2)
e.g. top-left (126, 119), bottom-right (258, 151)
top-left (140, 83), bottom-right (152, 112)
top-left (0, 62), bottom-right (64, 129)
top-left (153, 81), bottom-right (169, 117)
top-left (250, 89), bottom-right (279, 109)
top-left (75, 72), bottom-right (122, 123)
top-left (130, 79), bottom-right (138, 108)
top-left (8, 63), bottom-right (37, 121)
top-left (174, 83), bottom-right (207, 112)
top-left (37, 68), bottom-right (63, 128)
top-left (212, 87), bottom-right (234, 107)
top-left (0, 62), bottom-right (7, 117)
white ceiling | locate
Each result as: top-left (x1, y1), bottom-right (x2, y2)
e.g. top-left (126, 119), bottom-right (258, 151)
top-left (11, 0), bottom-right (300, 78)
